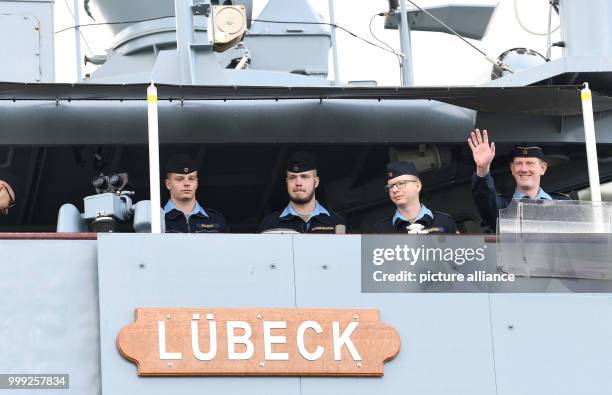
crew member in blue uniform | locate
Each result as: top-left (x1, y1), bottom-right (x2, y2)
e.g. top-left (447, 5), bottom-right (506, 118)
top-left (163, 154), bottom-right (229, 233)
top-left (372, 161), bottom-right (459, 234)
top-left (468, 128), bottom-right (570, 231)
top-left (258, 151), bottom-right (346, 233)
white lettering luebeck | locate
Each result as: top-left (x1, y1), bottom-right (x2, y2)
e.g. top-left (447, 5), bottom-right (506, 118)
top-left (296, 321), bottom-right (324, 361)
top-left (191, 320), bottom-right (217, 361)
top-left (158, 321), bottom-right (182, 360)
top-left (226, 321), bottom-right (254, 360)
top-left (263, 321), bottom-right (289, 360)
top-left (332, 321), bottom-right (361, 361)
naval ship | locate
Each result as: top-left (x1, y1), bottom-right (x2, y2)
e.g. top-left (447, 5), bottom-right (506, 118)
top-left (1, 0), bottom-right (612, 394)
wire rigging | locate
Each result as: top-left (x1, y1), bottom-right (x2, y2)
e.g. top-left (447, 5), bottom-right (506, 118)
top-left (546, 1), bottom-right (554, 60)
top-left (54, 15), bottom-right (176, 34)
top-left (251, 18), bottom-right (399, 56)
top-left (513, 0), bottom-right (560, 36)
top-left (62, 0), bottom-right (93, 54)
top-left (54, 15), bottom-right (399, 57)
top-left (368, 13), bottom-right (403, 85)
top-left (53, 2), bottom-right (511, 75)
top-left (402, 0), bottom-right (511, 74)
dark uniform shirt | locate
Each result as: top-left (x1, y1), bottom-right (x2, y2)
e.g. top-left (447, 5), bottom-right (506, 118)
top-left (372, 204), bottom-right (458, 234)
top-left (258, 201), bottom-right (346, 234)
top-left (164, 200), bottom-right (229, 233)
top-left (471, 172), bottom-right (570, 232)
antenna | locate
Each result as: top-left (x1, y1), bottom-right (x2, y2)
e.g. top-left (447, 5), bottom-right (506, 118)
top-left (399, 0), bottom-right (511, 75)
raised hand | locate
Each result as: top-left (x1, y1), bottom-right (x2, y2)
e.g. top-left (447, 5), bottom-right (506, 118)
top-left (468, 129), bottom-right (495, 177)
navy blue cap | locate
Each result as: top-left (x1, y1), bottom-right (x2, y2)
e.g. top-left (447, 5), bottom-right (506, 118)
top-left (511, 144), bottom-right (544, 160)
top-left (286, 151), bottom-right (317, 173)
top-left (165, 154), bottom-right (196, 175)
top-left (386, 161), bottom-right (418, 180)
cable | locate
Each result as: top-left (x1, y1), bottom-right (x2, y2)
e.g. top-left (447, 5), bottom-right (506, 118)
top-left (250, 18), bottom-right (398, 56)
top-left (403, 0), bottom-right (510, 74)
top-left (53, 15), bottom-right (399, 57)
top-left (513, 0), bottom-right (559, 36)
top-left (546, 1), bottom-right (553, 59)
top-left (369, 13), bottom-right (403, 84)
top-left (54, 15), bottom-right (175, 34)
top-left (62, 0), bottom-right (93, 54)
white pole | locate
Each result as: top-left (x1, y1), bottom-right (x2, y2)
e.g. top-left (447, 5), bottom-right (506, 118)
top-left (580, 83), bottom-right (602, 202)
top-left (328, 0), bottom-right (340, 85)
top-left (147, 82), bottom-right (162, 233)
top-left (175, 0), bottom-right (194, 84)
top-left (73, 0), bottom-right (83, 81)
top-left (398, 0), bottom-right (413, 86)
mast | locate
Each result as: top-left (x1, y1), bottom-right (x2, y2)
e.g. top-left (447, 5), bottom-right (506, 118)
top-left (73, 0), bottom-right (83, 81)
top-left (398, 0), bottom-right (414, 86)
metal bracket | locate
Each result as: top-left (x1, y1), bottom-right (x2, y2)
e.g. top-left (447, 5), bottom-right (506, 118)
top-left (191, 3), bottom-right (211, 16)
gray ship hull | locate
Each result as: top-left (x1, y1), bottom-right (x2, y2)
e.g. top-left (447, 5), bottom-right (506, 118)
top-left (2, 233), bottom-right (611, 394)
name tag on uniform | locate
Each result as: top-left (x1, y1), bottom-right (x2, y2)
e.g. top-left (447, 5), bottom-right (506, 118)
top-left (197, 223), bottom-right (216, 229)
top-left (423, 227), bottom-right (443, 234)
top-left (311, 226), bottom-right (334, 232)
